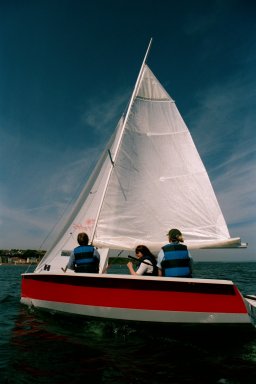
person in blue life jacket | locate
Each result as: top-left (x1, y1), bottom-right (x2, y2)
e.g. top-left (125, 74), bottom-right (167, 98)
top-left (127, 245), bottom-right (158, 276)
top-left (62, 232), bottom-right (100, 273)
top-left (157, 228), bottom-right (193, 277)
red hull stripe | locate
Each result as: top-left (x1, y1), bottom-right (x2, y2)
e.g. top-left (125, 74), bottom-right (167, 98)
top-left (21, 275), bottom-right (247, 314)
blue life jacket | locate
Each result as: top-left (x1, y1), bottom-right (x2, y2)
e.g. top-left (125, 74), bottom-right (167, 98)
top-left (139, 255), bottom-right (158, 276)
top-left (161, 242), bottom-right (192, 277)
top-left (74, 245), bottom-right (99, 273)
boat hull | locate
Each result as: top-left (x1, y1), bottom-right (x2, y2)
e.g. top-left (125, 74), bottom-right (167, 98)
top-left (21, 273), bottom-right (251, 325)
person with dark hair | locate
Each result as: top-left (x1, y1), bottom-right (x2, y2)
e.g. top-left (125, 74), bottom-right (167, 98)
top-left (62, 232), bottom-right (100, 273)
top-left (157, 228), bottom-right (192, 277)
top-left (127, 245), bottom-right (158, 276)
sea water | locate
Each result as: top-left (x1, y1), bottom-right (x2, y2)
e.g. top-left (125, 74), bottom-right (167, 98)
top-left (1, 263), bottom-right (256, 384)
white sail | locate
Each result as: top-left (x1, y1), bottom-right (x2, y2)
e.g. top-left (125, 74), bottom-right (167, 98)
top-left (37, 61), bottom-right (242, 271)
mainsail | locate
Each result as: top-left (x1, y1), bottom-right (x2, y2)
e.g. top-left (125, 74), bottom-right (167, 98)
top-left (37, 43), bottom-right (242, 271)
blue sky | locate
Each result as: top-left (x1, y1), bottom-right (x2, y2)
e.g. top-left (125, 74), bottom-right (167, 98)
top-left (0, 0), bottom-right (255, 261)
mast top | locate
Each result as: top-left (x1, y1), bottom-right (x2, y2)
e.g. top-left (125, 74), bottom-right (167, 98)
top-left (144, 38), bottom-right (153, 65)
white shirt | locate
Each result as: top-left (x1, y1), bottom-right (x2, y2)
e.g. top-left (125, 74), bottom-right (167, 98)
top-left (135, 260), bottom-right (154, 275)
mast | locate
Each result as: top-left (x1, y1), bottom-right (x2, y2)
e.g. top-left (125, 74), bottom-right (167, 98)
top-left (91, 38), bottom-right (153, 243)
top-left (119, 37), bottom-right (153, 136)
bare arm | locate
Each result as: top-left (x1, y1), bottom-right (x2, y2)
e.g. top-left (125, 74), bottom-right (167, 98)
top-left (157, 249), bottom-right (163, 276)
top-left (62, 251), bottom-right (75, 273)
top-left (127, 261), bottom-right (137, 275)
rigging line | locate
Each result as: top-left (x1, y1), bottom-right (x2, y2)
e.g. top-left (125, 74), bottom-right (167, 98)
top-left (25, 263), bottom-right (33, 273)
top-left (38, 197), bottom-right (81, 252)
top-left (90, 38), bottom-right (153, 243)
top-left (39, 213), bottom-right (66, 251)
top-left (108, 250), bottom-right (124, 266)
top-left (102, 250), bottom-right (124, 273)
top-left (37, 231), bottom-right (74, 270)
top-left (39, 149), bottom-right (104, 252)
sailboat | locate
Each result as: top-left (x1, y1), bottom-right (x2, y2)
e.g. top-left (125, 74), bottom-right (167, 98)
top-left (21, 39), bottom-right (256, 326)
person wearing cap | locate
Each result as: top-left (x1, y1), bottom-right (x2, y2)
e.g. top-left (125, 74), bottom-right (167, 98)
top-left (157, 228), bottom-right (192, 277)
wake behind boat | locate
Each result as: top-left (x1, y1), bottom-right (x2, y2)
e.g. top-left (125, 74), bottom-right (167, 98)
top-left (21, 39), bottom-right (255, 326)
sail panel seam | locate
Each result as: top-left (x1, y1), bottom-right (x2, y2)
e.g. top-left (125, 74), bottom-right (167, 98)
top-left (136, 96), bottom-right (174, 102)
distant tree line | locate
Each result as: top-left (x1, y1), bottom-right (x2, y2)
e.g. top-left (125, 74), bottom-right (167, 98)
top-left (0, 249), bottom-right (46, 264)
